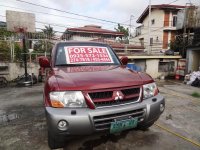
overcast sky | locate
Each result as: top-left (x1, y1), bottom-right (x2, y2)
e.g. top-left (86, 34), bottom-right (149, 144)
top-left (0, 0), bottom-right (199, 34)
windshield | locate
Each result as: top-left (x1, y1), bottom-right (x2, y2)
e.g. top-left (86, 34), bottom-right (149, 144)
top-left (55, 43), bottom-right (120, 66)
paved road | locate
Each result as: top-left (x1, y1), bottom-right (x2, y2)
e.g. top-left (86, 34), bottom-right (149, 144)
top-left (0, 81), bottom-right (200, 150)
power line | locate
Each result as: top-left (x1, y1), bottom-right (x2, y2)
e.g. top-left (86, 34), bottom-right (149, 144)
top-left (0, 14), bottom-right (68, 33)
top-left (0, 4), bottom-right (115, 26)
top-left (0, 13), bottom-right (123, 33)
top-left (36, 21), bottom-right (76, 28)
top-left (1, 13), bottom-right (177, 31)
top-left (0, 4), bottom-right (137, 31)
top-left (16, 0), bottom-right (130, 26)
top-left (167, 0), bottom-right (179, 5)
top-left (0, 14), bottom-right (5, 17)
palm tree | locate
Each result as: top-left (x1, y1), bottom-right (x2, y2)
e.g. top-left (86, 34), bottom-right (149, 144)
top-left (42, 25), bottom-right (55, 39)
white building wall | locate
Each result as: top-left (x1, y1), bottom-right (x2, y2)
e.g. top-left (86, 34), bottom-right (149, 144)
top-left (70, 36), bottom-right (95, 41)
top-left (145, 59), bottom-right (178, 78)
top-left (131, 9), bottom-right (165, 54)
top-left (0, 62), bottom-right (40, 81)
top-left (146, 59), bottom-right (160, 78)
top-left (131, 9), bottom-right (178, 54)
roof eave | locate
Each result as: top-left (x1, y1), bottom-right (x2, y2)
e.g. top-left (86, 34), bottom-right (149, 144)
top-left (67, 29), bottom-right (124, 36)
top-left (136, 4), bottom-right (185, 23)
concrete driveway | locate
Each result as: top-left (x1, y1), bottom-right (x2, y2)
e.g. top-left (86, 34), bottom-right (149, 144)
top-left (0, 80), bottom-right (200, 150)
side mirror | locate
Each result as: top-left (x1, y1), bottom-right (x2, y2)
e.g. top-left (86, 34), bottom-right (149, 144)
top-left (38, 56), bottom-right (50, 68)
top-left (120, 56), bottom-right (128, 66)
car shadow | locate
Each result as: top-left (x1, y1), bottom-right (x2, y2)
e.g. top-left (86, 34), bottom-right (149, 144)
top-left (63, 130), bottom-right (129, 150)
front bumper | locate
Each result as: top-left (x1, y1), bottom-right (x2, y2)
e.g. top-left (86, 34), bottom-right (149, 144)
top-left (46, 94), bottom-right (165, 136)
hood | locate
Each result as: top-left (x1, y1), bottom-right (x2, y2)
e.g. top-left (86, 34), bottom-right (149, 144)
top-left (52, 65), bottom-right (151, 91)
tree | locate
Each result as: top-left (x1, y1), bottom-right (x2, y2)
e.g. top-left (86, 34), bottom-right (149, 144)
top-left (115, 24), bottom-right (129, 43)
top-left (115, 24), bottom-right (129, 37)
top-left (33, 40), bottom-right (53, 54)
top-left (32, 26), bottom-right (55, 57)
top-left (0, 41), bottom-right (10, 61)
top-left (42, 25), bottom-right (55, 39)
top-left (0, 28), bottom-right (23, 62)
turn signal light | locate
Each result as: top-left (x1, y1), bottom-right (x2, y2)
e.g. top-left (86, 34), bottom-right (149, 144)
top-left (50, 100), bottom-right (64, 108)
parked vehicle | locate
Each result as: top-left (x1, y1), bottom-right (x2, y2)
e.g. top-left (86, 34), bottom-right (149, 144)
top-left (0, 76), bottom-right (8, 88)
top-left (15, 73), bottom-right (37, 86)
top-left (39, 41), bottom-right (165, 149)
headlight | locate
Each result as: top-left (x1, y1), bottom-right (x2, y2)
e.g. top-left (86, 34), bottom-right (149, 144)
top-left (49, 91), bottom-right (87, 108)
top-left (143, 82), bottom-right (158, 99)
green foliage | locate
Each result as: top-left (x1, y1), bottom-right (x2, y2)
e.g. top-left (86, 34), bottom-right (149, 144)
top-left (0, 25), bottom-right (55, 62)
top-left (115, 24), bottom-right (129, 38)
top-left (15, 43), bottom-right (23, 61)
top-left (191, 92), bottom-right (200, 98)
top-left (0, 28), bottom-right (14, 37)
top-left (32, 25), bottom-right (55, 53)
top-left (33, 40), bottom-right (53, 54)
top-left (42, 25), bottom-right (56, 38)
top-left (114, 24), bottom-right (129, 43)
top-left (0, 41), bottom-right (10, 61)
top-left (169, 39), bottom-right (184, 52)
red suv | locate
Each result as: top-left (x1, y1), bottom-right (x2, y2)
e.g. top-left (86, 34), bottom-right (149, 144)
top-left (39, 41), bottom-right (165, 149)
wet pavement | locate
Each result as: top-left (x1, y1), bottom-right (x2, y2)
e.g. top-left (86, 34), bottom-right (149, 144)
top-left (0, 80), bottom-right (200, 150)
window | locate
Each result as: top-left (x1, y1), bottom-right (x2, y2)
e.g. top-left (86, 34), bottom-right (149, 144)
top-left (55, 43), bottom-right (121, 66)
top-left (136, 26), bottom-right (142, 36)
top-left (151, 19), bottom-right (155, 25)
top-left (172, 16), bottom-right (177, 27)
top-left (139, 38), bottom-right (144, 46)
top-left (158, 61), bottom-right (175, 72)
top-left (150, 38), bottom-right (153, 46)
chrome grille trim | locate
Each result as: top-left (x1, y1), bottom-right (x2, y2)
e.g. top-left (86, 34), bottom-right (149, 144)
top-left (94, 87), bottom-right (142, 109)
top-left (93, 108), bottom-right (146, 131)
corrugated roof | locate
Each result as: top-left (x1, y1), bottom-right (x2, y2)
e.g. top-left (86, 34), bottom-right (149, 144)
top-left (67, 25), bottom-right (124, 36)
top-left (137, 4), bottom-right (185, 23)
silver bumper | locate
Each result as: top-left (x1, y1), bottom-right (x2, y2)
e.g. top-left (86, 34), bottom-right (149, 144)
top-left (46, 94), bottom-right (165, 136)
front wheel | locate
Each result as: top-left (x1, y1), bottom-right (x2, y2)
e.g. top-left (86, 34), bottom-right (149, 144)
top-left (0, 77), bottom-right (8, 88)
top-left (48, 131), bottom-right (65, 149)
top-left (38, 75), bottom-right (42, 82)
top-left (137, 122), bottom-right (155, 131)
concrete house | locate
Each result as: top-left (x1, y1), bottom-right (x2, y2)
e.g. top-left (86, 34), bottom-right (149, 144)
top-left (131, 4), bottom-right (185, 54)
top-left (62, 25), bottom-right (124, 41)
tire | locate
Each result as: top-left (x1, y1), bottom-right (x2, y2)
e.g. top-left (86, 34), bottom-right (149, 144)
top-left (48, 131), bottom-right (65, 149)
top-left (138, 122), bottom-right (154, 131)
top-left (0, 77), bottom-right (8, 88)
top-left (38, 75), bottom-right (42, 82)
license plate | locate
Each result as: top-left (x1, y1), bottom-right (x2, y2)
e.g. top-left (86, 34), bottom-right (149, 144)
top-left (110, 117), bottom-right (138, 134)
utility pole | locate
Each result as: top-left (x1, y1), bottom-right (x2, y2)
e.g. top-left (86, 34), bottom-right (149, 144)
top-left (129, 15), bottom-right (134, 40)
top-left (22, 34), bottom-right (28, 81)
top-left (10, 36), bottom-right (15, 62)
top-left (147, 0), bottom-right (152, 55)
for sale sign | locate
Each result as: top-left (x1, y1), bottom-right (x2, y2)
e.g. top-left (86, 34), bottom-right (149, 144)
top-left (64, 46), bottom-right (113, 64)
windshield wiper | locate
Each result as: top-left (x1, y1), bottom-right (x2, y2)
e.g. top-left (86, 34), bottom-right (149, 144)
top-left (55, 64), bottom-right (88, 67)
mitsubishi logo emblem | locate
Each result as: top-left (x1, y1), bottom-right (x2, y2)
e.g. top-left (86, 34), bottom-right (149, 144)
top-left (113, 91), bottom-right (124, 101)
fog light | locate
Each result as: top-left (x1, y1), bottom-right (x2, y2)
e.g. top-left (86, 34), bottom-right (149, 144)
top-left (140, 118), bottom-right (144, 122)
top-left (160, 103), bottom-right (165, 112)
top-left (57, 120), bottom-right (68, 131)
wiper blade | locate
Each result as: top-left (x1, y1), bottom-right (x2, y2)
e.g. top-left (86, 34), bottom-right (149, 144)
top-left (56, 64), bottom-right (88, 67)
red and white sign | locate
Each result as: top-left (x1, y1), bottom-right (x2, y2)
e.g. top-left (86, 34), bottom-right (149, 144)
top-left (65, 46), bottom-right (113, 64)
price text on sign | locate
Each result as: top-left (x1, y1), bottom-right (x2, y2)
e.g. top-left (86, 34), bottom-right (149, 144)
top-left (65, 47), bottom-right (113, 64)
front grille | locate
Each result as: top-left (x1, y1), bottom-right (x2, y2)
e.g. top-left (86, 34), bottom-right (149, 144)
top-left (94, 97), bottom-right (139, 107)
top-left (87, 87), bottom-right (141, 108)
top-left (89, 91), bottom-right (113, 99)
top-left (93, 108), bottom-right (145, 131)
top-left (121, 88), bottom-right (140, 96)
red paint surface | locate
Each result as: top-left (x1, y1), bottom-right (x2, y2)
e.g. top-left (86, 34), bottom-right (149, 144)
top-left (42, 42), bottom-right (154, 108)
